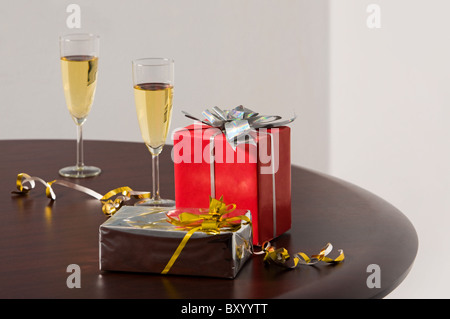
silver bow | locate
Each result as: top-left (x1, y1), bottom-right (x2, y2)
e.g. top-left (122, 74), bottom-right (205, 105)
top-left (182, 105), bottom-right (296, 150)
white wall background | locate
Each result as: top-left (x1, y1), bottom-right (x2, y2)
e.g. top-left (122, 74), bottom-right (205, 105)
top-left (330, 0), bottom-right (450, 298)
top-left (1, 0), bottom-right (448, 298)
top-left (0, 0), bottom-right (329, 173)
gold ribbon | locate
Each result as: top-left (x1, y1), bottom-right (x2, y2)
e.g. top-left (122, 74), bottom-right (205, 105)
top-left (161, 196), bottom-right (251, 274)
top-left (12, 173), bottom-right (150, 216)
top-left (99, 186), bottom-right (151, 216)
top-left (13, 174), bottom-right (344, 273)
top-left (256, 241), bottom-right (345, 268)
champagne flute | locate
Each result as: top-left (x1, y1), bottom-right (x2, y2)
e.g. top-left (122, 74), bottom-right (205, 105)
top-left (132, 58), bottom-right (175, 207)
top-left (59, 33), bottom-right (101, 178)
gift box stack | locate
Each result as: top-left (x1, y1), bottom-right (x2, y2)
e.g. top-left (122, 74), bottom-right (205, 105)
top-left (99, 105), bottom-right (295, 278)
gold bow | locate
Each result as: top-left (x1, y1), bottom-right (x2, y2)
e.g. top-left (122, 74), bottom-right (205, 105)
top-left (167, 196), bottom-right (250, 233)
top-left (161, 196), bottom-right (251, 274)
top-left (12, 173), bottom-right (150, 216)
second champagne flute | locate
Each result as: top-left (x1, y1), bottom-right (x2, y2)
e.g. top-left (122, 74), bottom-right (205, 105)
top-left (132, 58), bottom-right (175, 207)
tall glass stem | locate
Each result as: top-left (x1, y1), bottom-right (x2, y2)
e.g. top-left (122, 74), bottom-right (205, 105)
top-left (152, 154), bottom-right (161, 201)
top-left (76, 124), bottom-right (84, 170)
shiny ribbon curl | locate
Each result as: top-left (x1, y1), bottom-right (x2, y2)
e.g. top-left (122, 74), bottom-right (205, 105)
top-left (161, 196), bottom-right (251, 274)
top-left (12, 173), bottom-right (150, 216)
top-left (182, 105), bottom-right (296, 150)
top-left (256, 241), bottom-right (345, 269)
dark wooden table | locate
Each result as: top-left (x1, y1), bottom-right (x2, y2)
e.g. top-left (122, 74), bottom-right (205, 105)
top-left (0, 140), bottom-right (418, 299)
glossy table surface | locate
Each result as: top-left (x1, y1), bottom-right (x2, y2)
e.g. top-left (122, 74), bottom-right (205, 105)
top-left (0, 139), bottom-right (418, 299)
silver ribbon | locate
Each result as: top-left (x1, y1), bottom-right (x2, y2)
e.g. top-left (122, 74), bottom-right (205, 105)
top-left (182, 105), bottom-right (296, 150)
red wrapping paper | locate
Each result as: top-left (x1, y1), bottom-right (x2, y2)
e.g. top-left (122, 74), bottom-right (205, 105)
top-left (173, 124), bottom-right (291, 245)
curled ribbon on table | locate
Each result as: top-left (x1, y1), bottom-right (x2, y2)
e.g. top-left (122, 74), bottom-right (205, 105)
top-left (182, 105), bottom-right (296, 150)
top-left (254, 241), bottom-right (345, 269)
top-left (12, 173), bottom-right (150, 216)
top-left (161, 196), bottom-right (251, 274)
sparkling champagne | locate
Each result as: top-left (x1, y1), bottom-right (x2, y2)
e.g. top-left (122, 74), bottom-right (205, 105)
top-left (61, 55), bottom-right (98, 125)
top-left (134, 82), bottom-right (173, 156)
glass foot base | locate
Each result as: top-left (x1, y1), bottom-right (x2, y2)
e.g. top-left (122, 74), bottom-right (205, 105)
top-left (134, 198), bottom-right (175, 208)
top-left (59, 165), bottom-right (101, 178)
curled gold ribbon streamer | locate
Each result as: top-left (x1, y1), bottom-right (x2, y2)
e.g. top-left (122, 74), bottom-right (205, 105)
top-left (12, 173), bottom-right (150, 216)
top-left (258, 241), bottom-right (345, 268)
top-left (100, 186), bottom-right (150, 216)
top-left (161, 196), bottom-right (251, 274)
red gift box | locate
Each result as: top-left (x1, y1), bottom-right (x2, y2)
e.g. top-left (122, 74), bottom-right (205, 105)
top-left (173, 123), bottom-right (291, 245)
